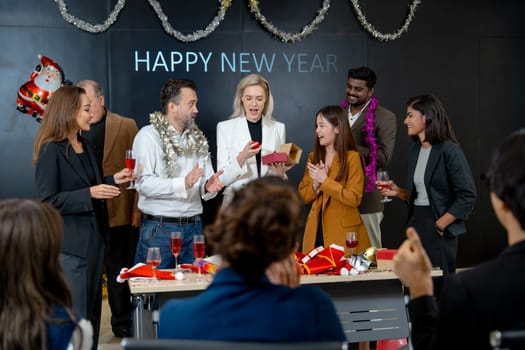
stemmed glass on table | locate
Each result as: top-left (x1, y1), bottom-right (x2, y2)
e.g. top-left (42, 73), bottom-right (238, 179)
top-left (193, 234), bottom-right (205, 281)
top-left (146, 247), bottom-right (161, 282)
top-left (170, 231), bottom-right (182, 275)
top-left (376, 170), bottom-right (393, 203)
top-left (345, 231), bottom-right (358, 257)
top-left (125, 149), bottom-right (136, 189)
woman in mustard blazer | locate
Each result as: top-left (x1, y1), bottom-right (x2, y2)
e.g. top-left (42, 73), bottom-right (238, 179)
top-left (299, 105), bottom-right (369, 255)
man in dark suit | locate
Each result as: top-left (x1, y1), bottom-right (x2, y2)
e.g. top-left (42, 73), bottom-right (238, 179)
top-left (77, 80), bottom-right (140, 338)
top-left (393, 129), bottom-right (525, 349)
top-left (344, 66), bottom-right (397, 249)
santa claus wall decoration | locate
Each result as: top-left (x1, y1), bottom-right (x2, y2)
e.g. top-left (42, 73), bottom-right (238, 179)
top-left (16, 55), bottom-right (71, 122)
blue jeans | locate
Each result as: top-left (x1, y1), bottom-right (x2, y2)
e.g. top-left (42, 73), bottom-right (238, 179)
top-left (134, 217), bottom-right (203, 269)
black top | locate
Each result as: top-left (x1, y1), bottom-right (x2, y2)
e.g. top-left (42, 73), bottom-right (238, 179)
top-left (247, 118), bottom-right (262, 177)
top-left (83, 108), bottom-right (107, 166)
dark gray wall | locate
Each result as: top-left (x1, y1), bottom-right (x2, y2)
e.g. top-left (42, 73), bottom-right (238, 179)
top-left (1, 0), bottom-right (523, 267)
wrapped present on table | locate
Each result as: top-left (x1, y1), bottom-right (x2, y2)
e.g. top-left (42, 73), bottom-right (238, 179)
top-left (297, 244), bottom-right (346, 275)
top-left (116, 263), bottom-right (174, 282)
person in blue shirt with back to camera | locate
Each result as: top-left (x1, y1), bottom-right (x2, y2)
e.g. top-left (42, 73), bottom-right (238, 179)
top-left (158, 176), bottom-right (346, 342)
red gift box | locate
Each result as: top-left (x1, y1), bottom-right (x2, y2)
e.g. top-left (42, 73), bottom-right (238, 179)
top-left (376, 249), bottom-right (398, 270)
top-left (262, 152), bottom-right (288, 165)
top-left (117, 263), bottom-right (174, 282)
top-left (298, 244), bottom-right (345, 275)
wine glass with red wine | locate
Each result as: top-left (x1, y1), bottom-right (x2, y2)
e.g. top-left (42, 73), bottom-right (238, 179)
top-left (193, 234), bottom-right (205, 281)
top-left (376, 170), bottom-right (392, 203)
top-left (146, 247), bottom-right (161, 281)
top-left (125, 149), bottom-right (136, 189)
top-left (345, 231), bottom-right (358, 257)
top-left (170, 231), bottom-right (182, 274)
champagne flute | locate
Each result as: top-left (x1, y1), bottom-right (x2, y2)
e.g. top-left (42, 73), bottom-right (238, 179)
top-left (125, 149), bottom-right (136, 189)
top-left (146, 247), bottom-right (161, 282)
top-left (170, 231), bottom-right (182, 275)
top-left (376, 170), bottom-right (393, 203)
top-left (193, 234), bottom-right (205, 281)
top-left (345, 231), bottom-right (359, 257)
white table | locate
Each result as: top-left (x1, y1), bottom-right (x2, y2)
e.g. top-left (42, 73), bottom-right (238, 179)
top-left (128, 269), bottom-right (441, 342)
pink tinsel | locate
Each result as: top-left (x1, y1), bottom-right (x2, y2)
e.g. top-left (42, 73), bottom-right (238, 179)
top-left (341, 96), bottom-right (378, 192)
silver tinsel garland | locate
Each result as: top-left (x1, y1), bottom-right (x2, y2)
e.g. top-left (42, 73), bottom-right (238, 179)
top-left (53, 0), bottom-right (420, 43)
top-left (149, 111), bottom-right (209, 178)
top-left (248, 0), bottom-right (331, 43)
top-left (350, 0), bottom-right (421, 41)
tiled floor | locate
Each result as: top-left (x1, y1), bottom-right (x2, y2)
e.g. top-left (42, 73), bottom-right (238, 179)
top-left (98, 297), bottom-right (123, 350)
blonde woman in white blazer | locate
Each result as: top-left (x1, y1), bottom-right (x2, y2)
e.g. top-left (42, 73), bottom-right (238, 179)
top-left (217, 74), bottom-right (290, 206)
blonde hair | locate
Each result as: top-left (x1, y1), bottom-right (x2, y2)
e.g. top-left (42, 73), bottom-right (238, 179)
top-left (229, 74), bottom-right (275, 119)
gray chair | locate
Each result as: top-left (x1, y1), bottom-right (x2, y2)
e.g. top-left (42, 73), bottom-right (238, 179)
top-left (121, 338), bottom-right (350, 350)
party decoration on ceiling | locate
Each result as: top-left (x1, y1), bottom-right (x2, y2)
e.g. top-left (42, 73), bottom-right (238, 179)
top-left (16, 55), bottom-right (70, 122)
top-left (53, 0), bottom-right (421, 43)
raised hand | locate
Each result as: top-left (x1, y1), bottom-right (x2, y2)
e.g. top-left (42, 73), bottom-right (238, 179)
top-left (185, 163), bottom-right (204, 189)
top-left (205, 169), bottom-right (225, 193)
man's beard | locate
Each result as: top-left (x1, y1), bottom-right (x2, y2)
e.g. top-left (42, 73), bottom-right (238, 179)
top-left (183, 117), bottom-right (196, 130)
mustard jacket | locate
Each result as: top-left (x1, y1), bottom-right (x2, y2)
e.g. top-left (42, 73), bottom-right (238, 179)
top-left (299, 150), bottom-right (369, 255)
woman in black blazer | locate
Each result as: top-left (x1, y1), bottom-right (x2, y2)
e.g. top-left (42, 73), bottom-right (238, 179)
top-left (380, 94), bottom-right (476, 277)
top-left (32, 86), bottom-right (133, 347)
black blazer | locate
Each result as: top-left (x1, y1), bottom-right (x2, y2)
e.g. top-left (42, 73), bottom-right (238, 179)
top-left (408, 240), bottom-right (525, 350)
top-left (406, 141), bottom-right (477, 236)
top-left (35, 137), bottom-right (112, 257)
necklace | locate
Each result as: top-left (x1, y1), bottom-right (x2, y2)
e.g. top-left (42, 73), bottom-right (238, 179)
top-left (149, 111), bottom-right (209, 177)
top-left (341, 96), bottom-right (379, 192)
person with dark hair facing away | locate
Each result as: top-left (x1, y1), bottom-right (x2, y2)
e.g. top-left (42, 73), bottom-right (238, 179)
top-left (344, 66), bottom-right (397, 250)
top-left (379, 94), bottom-right (476, 279)
top-left (393, 129), bottom-right (525, 349)
top-left (158, 176), bottom-right (346, 341)
top-left (0, 199), bottom-right (93, 350)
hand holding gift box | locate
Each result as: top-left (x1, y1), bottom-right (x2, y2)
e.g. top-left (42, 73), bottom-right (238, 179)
top-left (262, 143), bottom-right (302, 166)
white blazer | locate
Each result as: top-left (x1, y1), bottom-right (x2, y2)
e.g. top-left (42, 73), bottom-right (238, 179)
top-left (216, 115), bottom-right (286, 205)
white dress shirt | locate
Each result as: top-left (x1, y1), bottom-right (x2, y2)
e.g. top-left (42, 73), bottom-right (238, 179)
top-left (132, 124), bottom-right (217, 217)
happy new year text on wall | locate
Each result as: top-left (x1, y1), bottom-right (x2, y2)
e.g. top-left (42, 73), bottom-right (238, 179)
top-left (133, 50), bottom-right (338, 73)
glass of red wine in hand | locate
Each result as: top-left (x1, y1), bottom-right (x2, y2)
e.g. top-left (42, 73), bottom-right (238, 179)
top-left (146, 247), bottom-right (161, 282)
top-left (345, 231), bottom-right (358, 257)
top-left (125, 149), bottom-right (136, 189)
top-left (170, 231), bottom-right (182, 274)
top-left (376, 170), bottom-right (393, 203)
top-left (193, 234), bottom-right (205, 281)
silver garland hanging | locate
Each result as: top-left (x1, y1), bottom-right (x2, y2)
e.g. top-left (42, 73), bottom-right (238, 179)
top-left (248, 0), bottom-right (331, 43)
top-left (350, 0), bottom-right (421, 41)
top-left (147, 0), bottom-right (232, 42)
top-left (53, 0), bottom-right (421, 43)
top-left (54, 0), bottom-right (126, 33)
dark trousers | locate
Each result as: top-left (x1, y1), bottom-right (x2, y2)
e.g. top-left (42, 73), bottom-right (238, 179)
top-left (408, 206), bottom-right (458, 299)
top-left (105, 224), bottom-right (139, 332)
